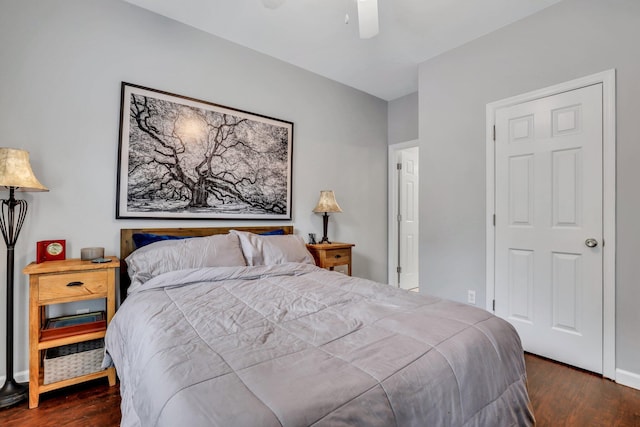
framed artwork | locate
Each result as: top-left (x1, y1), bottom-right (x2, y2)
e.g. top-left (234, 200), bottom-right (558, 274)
top-left (116, 82), bottom-right (293, 220)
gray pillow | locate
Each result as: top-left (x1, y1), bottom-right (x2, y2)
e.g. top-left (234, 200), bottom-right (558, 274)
top-left (230, 230), bottom-right (315, 266)
top-left (125, 233), bottom-right (246, 293)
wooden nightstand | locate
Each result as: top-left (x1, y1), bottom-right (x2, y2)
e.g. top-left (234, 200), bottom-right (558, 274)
top-left (306, 242), bottom-right (355, 276)
top-left (22, 257), bottom-right (119, 408)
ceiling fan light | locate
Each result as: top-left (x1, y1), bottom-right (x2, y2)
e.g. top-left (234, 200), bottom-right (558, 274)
top-left (357, 0), bottom-right (379, 39)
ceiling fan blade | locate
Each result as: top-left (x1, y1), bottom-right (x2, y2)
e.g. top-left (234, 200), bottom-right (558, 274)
top-left (357, 0), bottom-right (379, 39)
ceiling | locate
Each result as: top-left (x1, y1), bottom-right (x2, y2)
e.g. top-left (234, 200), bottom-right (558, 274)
top-left (123, 0), bottom-right (562, 101)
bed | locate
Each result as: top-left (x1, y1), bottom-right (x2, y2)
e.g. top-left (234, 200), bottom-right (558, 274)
top-left (105, 226), bottom-right (534, 427)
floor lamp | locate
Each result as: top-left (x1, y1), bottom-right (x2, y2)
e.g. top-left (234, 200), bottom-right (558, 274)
top-left (0, 148), bottom-right (47, 409)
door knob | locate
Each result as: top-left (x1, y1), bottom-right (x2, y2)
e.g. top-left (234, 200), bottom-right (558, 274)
top-left (585, 238), bottom-right (598, 248)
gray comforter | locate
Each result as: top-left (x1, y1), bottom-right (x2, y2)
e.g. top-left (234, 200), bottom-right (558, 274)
top-left (104, 263), bottom-right (534, 427)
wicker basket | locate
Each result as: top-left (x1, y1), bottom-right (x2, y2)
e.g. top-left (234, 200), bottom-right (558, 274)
top-left (43, 339), bottom-right (104, 385)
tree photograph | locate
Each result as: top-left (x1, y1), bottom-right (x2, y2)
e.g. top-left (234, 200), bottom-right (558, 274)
top-left (116, 83), bottom-right (293, 219)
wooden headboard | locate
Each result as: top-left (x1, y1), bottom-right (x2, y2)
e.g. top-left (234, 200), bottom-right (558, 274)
top-left (119, 225), bottom-right (294, 301)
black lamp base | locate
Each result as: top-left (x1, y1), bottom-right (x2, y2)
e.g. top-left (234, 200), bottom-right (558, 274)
top-left (0, 188), bottom-right (30, 409)
top-left (319, 212), bottom-right (331, 244)
top-left (0, 379), bottom-right (28, 409)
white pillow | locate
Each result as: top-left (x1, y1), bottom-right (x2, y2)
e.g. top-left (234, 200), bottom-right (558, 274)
top-left (230, 230), bottom-right (315, 266)
top-left (126, 233), bottom-right (246, 293)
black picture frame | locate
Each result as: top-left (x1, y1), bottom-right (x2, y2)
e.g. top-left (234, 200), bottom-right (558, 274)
top-left (116, 82), bottom-right (293, 220)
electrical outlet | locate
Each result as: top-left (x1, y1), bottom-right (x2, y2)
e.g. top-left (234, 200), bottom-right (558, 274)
top-left (76, 308), bottom-right (90, 314)
top-left (467, 290), bottom-right (476, 305)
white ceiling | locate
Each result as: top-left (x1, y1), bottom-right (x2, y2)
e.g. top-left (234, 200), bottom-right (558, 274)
top-left (123, 0), bottom-right (562, 101)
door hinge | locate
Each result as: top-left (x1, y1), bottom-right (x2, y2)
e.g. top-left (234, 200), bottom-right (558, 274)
top-left (493, 214), bottom-right (496, 226)
top-left (397, 214), bottom-right (402, 222)
top-left (397, 162), bottom-right (402, 170)
top-left (396, 266), bottom-right (402, 274)
top-left (493, 125), bottom-right (496, 141)
top-left (492, 299), bottom-right (495, 311)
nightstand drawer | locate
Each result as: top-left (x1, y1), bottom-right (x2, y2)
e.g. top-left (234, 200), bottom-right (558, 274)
top-left (38, 270), bottom-right (108, 303)
top-left (322, 248), bottom-right (351, 267)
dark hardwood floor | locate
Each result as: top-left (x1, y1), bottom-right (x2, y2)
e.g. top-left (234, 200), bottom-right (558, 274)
top-left (526, 354), bottom-right (640, 426)
top-left (0, 380), bottom-right (121, 427)
top-left (1, 353), bottom-right (639, 426)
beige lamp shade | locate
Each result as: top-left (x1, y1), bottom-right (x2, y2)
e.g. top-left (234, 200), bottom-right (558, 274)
top-left (0, 148), bottom-right (48, 192)
top-left (313, 190), bottom-right (342, 213)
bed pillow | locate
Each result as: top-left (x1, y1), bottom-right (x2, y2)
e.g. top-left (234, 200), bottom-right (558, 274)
top-left (230, 230), bottom-right (315, 266)
top-left (132, 229), bottom-right (283, 248)
top-left (126, 233), bottom-right (246, 293)
top-left (132, 233), bottom-right (192, 249)
top-left (258, 228), bottom-right (285, 236)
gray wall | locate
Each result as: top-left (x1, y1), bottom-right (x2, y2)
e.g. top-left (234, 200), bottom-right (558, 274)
top-left (0, 0), bottom-right (388, 378)
top-left (418, 0), bottom-right (640, 375)
top-left (388, 92), bottom-right (418, 145)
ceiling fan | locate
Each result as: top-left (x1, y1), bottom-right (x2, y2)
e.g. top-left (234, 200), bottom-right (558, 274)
top-left (354, 0), bottom-right (379, 39)
top-left (261, 0), bottom-right (379, 39)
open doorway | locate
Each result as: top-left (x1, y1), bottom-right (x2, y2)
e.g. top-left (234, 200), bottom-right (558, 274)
top-left (388, 141), bottom-right (419, 291)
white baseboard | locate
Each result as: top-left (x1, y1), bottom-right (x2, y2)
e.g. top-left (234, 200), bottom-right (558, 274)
top-left (616, 368), bottom-right (640, 391)
top-left (0, 370), bottom-right (29, 384)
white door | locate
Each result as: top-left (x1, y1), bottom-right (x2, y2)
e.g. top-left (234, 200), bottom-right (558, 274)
top-left (399, 147), bottom-right (419, 290)
top-left (494, 83), bottom-right (603, 373)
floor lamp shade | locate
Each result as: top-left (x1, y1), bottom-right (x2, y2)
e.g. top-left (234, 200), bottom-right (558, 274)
top-left (0, 148), bottom-right (47, 409)
top-left (0, 149), bottom-right (48, 191)
top-left (312, 190), bottom-right (342, 244)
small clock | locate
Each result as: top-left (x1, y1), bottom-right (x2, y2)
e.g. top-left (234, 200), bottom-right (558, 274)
top-left (36, 240), bottom-right (66, 263)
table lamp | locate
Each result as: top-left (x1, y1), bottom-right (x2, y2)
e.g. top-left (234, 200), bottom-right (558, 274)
top-left (312, 190), bottom-right (342, 244)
